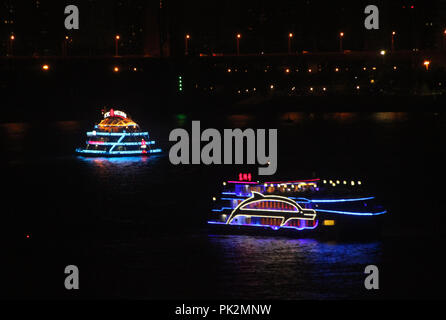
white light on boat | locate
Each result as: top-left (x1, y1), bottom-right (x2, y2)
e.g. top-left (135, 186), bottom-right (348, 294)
top-left (223, 182), bottom-right (226, 186)
top-left (358, 181), bottom-right (362, 185)
top-left (212, 197), bottom-right (216, 201)
top-left (351, 181), bottom-right (355, 186)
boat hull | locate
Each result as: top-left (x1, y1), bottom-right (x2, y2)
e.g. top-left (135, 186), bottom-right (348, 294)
top-left (208, 214), bottom-right (385, 239)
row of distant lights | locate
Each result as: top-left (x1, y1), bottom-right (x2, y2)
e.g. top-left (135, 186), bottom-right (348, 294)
top-left (323, 179), bottom-right (362, 186)
top-left (228, 65), bottom-right (398, 74)
top-left (236, 83), bottom-right (381, 94)
top-left (38, 64), bottom-right (141, 73)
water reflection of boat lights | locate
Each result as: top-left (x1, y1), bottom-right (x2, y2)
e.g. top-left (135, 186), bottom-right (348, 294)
top-left (78, 156), bottom-right (154, 164)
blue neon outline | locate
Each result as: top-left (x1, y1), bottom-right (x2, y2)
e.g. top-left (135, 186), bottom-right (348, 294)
top-left (308, 197), bottom-right (375, 203)
top-left (109, 133), bottom-right (126, 152)
top-left (211, 207), bottom-right (233, 212)
top-left (316, 209), bottom-right (386, 216)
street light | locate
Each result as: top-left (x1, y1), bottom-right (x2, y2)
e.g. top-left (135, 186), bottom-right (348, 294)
top-left (185, 34), bottom-right (190, 56)
top-left (115, 35), bottom-right (120, 57)
top-left (288, 33), bottom-right (293, 54)
top-left (443, 30), bottom-right (446, 50)
top-left (9, 34), bottom-right (15, 56)
top-left (63, 35), bottom-right (69, 57)
top-left (391, 31), bottom-right (396, 51)
top-left (236, 33), bottom-right (241, 56)
top-left (423, 60), bottom-right (431, 70)
top-left (339, 32), bottom-right (344, 52)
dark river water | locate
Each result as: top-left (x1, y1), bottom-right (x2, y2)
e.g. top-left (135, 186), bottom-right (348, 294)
top-left (1, 111), bottom-right (445, 299)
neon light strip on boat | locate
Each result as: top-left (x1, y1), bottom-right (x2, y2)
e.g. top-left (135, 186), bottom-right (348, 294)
top-left (264, 178), bottom-right (320, 184)
top-left (76, 149), bottom-right (161, 155)
top-left (211, 207), bottom-right (233, 212)
top-left (109, 133), bottom-right (126, 153)
top-left (227, 181), bottom-right (258, 184)
top-left (87, 141), bottom-right (156, 146)
top-left (316, 209), bottom-right (387, 216)
top-left (294, 196), bottom-right (375, 203)
top-left (220, 196), bottom-right (375, 203)
top-left (86, 132), bottom-right (149, 136)
top-left (207, 220), bottom-right (319, 231)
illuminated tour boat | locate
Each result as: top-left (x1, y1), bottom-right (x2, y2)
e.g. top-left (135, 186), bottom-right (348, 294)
top-left (208, 173), bottom-right (387, 236)
top-left (75, 109), bottom-right (161, 156)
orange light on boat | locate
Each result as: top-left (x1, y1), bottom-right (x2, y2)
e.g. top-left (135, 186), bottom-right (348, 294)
top-left (323, 220), bottom-right (335, 226)
top-left (42, 64), bottom-right (49, 71)
top-left (423, 60), bottom-right (431, 70)
top-left (113, 66), bottom-right (119, 72)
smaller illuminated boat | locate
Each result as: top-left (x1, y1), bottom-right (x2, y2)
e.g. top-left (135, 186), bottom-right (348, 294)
top-left (208, 173), bottom-right (386, 237)
top-left (75, 108), bottom-right (161, 156)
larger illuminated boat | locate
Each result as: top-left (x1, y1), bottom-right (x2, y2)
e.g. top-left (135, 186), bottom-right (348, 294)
top-left (75, 109), bottom-right (161, 156)
top-left (208, 173), bottom-right (386, 236)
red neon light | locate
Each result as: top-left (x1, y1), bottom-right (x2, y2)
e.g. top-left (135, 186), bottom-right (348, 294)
top-left (238, 172), bottom-right (252, 182)
top-left (110, 109), bottom-right (115, 117)
top-left (88, 141), bottom-right (104, 144)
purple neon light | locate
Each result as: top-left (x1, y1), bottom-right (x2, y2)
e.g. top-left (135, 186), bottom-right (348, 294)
top-left (207, 220), bottom-right (319, 231)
